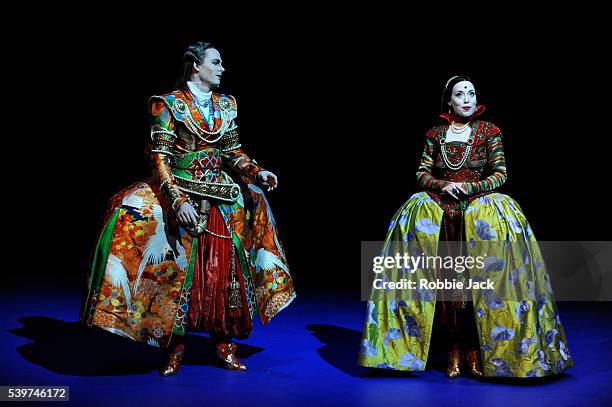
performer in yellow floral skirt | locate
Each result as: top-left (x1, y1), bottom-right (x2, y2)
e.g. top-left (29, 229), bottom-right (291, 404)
top-left (80, 41), bottom-right (295, 376)
top-left (359, 76), bottom-right (572, 378)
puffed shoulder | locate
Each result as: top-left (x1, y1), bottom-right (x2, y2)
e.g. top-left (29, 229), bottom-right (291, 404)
top-left (425, 125), bottom-right (444, 139)
top-left (148, 90), bottom-right (191, 123)
top-left (228, 94), bottom-right (237, 110)
top-left (479, 120), bottom-right (502, 136)
top-left (149, 95), bottom-right (174, 128)
top-left (149, 95), bottom-right (170, 112)
top-left (215, 93), bottom-right (238, 112)
top-left (149, 91), bottom-right (181, 110)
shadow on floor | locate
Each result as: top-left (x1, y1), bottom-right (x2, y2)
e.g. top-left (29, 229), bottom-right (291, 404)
top-left (306, 323), bottom-right (570, 384)
top-left (306, 323), bottom-right (417, 378)
top-left (8, 316), bottom-right (264, 376)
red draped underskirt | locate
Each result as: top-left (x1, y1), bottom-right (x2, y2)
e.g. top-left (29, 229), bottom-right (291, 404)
top-left (187, 206), bottom-right (252, 339)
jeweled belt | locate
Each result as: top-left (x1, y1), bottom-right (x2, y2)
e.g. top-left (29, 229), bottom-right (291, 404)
top-left (172, 174), bottom-right (240, 203)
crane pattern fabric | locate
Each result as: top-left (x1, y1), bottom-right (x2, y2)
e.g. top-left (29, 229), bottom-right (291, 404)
top-left (80, 90), bottom-right (295, 349)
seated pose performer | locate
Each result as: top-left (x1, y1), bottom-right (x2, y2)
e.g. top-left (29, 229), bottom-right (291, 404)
top-left (358, 75), bottom-right (572, 378)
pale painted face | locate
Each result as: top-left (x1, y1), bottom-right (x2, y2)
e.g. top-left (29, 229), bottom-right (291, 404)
top-left (448, 81), bottom-right (477, 118)
top-left (193, 48), bottom-right (225, 88)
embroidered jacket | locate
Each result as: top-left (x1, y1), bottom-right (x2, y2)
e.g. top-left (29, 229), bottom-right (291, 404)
top-left (416, 105), bottom-right (507, 218)
top-left (148, 88), bottom-right (263, 211)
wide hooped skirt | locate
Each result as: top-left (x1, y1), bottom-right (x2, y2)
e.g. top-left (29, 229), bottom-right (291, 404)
top-left (81, 177), bottom-right (295, 349)
top-left (359, 192), bottom-right (573, 377)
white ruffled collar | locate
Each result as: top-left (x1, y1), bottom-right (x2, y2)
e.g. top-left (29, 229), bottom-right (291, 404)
top-left (187, 81), bottom-right (212, 104)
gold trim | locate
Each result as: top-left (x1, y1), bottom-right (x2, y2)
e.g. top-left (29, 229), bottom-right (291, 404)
top-left (173, 176), bottom-right (240, 203)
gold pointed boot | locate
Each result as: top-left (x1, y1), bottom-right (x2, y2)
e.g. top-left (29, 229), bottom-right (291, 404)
top-left (445, 350), bottom-right (463, 378)
top-left (215, 342), bottom-right (247, 371)
top-left (159, 344), bottom-right (185, 377)
top-left (466, 350), bottom-right (483, 377)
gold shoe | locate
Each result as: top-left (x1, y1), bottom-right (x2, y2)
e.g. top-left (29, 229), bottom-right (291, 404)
top-left (159, 345), bottom-right (185, 377)
top-left (215, 342), bottom-right (247, 371)
top-left (466, 350), bottom-right (483, 377)
top-left (445, 350), bottom-right (463, 378)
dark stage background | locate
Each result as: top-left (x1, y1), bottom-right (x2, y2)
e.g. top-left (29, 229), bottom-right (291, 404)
top-left (8, 21), bottom-right (610, 291)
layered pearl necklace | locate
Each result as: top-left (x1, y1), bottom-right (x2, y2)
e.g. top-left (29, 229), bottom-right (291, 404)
top-left (440, 121), bottom-right (475, 170)
top-left (450, 121), bottom-right (469, 134)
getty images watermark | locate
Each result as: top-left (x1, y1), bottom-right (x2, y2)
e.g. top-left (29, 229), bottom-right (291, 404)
top-left (371, 252), bottom-right (494, 290)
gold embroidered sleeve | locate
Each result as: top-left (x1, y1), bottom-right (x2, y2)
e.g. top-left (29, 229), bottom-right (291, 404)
top-left (464, 127), bottom-right (507, 195)
top-left (416, 128), bottom-right (452, 191)
top-left (149, 97), bottom-right (188, 211)
top-left (220, 127), bottom-right (263, 180)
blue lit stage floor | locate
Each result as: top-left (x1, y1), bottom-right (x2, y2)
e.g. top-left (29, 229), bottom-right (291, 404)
top-left (1, 287), bottom-right (610, 407)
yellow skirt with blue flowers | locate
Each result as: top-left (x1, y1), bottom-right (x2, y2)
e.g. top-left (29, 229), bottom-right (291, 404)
top-left (359, 192), bottom-right (573, 377)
